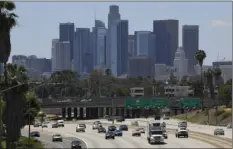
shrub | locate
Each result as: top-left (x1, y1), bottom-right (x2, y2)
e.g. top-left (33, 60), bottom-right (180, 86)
top-left (215, 110), bottom-right (225, 116)
top-left (221, 111), bottom-right (232, 120)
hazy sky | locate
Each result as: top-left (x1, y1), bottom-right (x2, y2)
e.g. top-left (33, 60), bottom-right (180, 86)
top-left (11, 2), bottom-right (232, 65)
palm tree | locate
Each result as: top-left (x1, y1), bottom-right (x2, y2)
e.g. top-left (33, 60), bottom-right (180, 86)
top-left (213, 68), bottom-right (222, 125)
top-left (105, 69), bottom-right (112, 76)
top-left (195, 50), bottom-right (206, 110)
top-left (3, 64), bottom-right (29, 149)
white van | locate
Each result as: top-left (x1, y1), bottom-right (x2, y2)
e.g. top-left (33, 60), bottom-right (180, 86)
top-left (57, 120), bottom-right (64, 127)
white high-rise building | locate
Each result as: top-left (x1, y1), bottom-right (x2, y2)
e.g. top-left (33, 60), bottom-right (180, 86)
top-left (51, 39), bottom-right (71, 72)
top-left (173, 47), bottom-right (188, 81)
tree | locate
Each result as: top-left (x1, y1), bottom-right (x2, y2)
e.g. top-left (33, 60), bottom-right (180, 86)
top-left (195, 49), bottom-right (206, 110)
top-left (219, 84), bottom-right (232, 107)
top-left (2, 64), bottom-right (29, 149)
top-left (23, 92), bottom-right (41, 125)
top-left (105, 69), bottom-right (112, 76)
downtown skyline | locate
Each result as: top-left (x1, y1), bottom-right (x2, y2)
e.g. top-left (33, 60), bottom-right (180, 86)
top-left (11, 2), bottom-right (232, 65)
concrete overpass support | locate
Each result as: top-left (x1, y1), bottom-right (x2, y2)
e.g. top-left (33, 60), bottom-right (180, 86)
top-left (79, 108), bottom-right (84, 119)
top-left (95, 107), bottom-right (99, 119)
top-left (108, 108), bottom-right (112, 116)
top-left (73, 107), bottom-right (78, 119)
top-left (98, 107), bottom-right (103, 118)
top-left (103, 107), bottom-right (107, 117)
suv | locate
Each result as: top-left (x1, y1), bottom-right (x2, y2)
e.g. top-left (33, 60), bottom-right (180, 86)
top-left (175, 127), bottom-right (189, 138)
top-left (76, 124), bottom-right (86, 132)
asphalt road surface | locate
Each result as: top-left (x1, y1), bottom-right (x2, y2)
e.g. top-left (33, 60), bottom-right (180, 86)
top-left (24, 121), bottom-right (217, 148)
top-left (21, 128), bottom-right (86, 148)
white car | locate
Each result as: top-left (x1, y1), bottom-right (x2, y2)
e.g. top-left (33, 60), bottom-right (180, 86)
top-left (132, 129), bottom-right (141, 136)
top-left (175, 127), bottom-right (189, 138)
top-left (76, 124), bottom-right (86, 132)
top-left (52, 134), bottom-right (63, 142)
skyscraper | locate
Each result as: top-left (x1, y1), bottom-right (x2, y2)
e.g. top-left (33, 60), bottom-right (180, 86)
top-left (153, 20), bottom-right (178, 66)
top-left (51, 39), bottom-right (71, 72)
top-left (96, 27), bottom-right (107, 68)
top-left (128, 35), bottom-right (136, 57)
top-left (59, 23), bottom-right (75, 60)
top-left (117, 20), bottom-right (129, 76)
top-left (73, 28), bottom-right (92, 73)
top-left (92, 20), bottom-right (106, 68)
top-left (173, 47), bottom-right (188, 81)
top-left (135, 31), bottom-right (156, 59)
top-left (106, 5), bottom-right (121, 69)
top-left (182, 25), bottom-right (199, 74)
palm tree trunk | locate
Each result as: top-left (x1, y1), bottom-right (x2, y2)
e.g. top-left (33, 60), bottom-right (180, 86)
top-left (200, 66), bottom-right (204, 111)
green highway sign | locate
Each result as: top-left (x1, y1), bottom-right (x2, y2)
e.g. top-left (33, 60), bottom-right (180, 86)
top-left (125, 97), bottom-right (149, 109)
top-left (149, 98), bottom-right (168, 108)
top-left (180, 97), bottom-right (200, 109)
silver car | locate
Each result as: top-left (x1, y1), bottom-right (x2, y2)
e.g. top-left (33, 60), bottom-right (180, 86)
top-left (136, 127), bottom-right (145, 133)
top-left (52, 134), bottom-right (63, 142)
top-left (132, 129), bottom-right (141, 136)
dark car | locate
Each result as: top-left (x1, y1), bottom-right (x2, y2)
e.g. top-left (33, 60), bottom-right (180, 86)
top-left (52, 123), bottom-right (59, 128)
top-left (116, 116), bottom-right (125, 122)
top-left (119, 125), bottom-right (128, 131)
top-left (214, 128), bottom-right (225, 135)
top-left (105, 131), bottom-right (115, 139)
top-left (71, 140), bottom-right (82, 149)
top-left (30, 131), bottom-right (40, 137)
top-left (113, 130), bottom-right (123, 136)
top-left (98, 127), bottom-right (106, 133)
top-left (108, 125), bottom-right (117, 131)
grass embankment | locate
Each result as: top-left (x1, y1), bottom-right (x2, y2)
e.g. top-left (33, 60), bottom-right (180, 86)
top-left (1, 136), bottom-right (44, 149)
top-left (172, 107), bottom-right (232, 126)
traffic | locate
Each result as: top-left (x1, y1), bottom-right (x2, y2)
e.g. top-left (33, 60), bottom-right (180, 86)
top-left (24, 115), bottom-right (232, 148)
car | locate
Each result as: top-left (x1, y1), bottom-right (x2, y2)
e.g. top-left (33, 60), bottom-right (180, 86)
top-left (71, 140), bottom-right (82, 149)
top-left (131, 121), bottom-right (139, 126)
top-left (52, 123), bottom-right (59, 128)
top-left (108, 125), bottom-right (117, 131)
top-left (119, 125), bottom-right (128, 131)
top-left (52, 134), bottom-right (63, 142)
top-left (92, 123), bottom-right (99, 130)
top-left (93, 121), bottom-right (101, 125)
top-left (132, 129), bottom-right (141, 137)
top-left (162, 130), bottom-right (168, 139)
top-left (105, 131), bottom-right (115, 139)
top-left (227, 123), bottom-right (232, 129)
top-left (175, 127), bottom-right (189, 138)
top-left (116, 116), bottom-right (125, 122)
top-left (76, 124), bottom-right (86, 132)
top-left (33, 123), bottom-right (41, 127)
top-left (136, 127), bottom-right (145, 133)
top-left (30, 131), bottom-right (40, 137)
top-left (57, 120), bottom-right (65, 127)
top-left (42, 123), bottom-right (48, 128)
top-left (98, 127), bottom-right (106, 133)
top-left (113, 129), bottom-right (123, 136)
top-left (214, 128), bottom-right (225, 135)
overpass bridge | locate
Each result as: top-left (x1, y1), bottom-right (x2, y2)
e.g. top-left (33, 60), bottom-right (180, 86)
top-left (41, 96), bottom-right (218, 120)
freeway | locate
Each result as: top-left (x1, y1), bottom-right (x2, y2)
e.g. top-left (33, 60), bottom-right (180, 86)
top-left (21, 128), bottom-right (86, 148)
top-left (25, 121), bottom-right (217, 148)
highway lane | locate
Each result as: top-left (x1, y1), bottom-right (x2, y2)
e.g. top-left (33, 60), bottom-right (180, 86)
top-left (22, 127), bottom-right (86, 148)
top-left (31, 122), bottom-right (216, 148)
